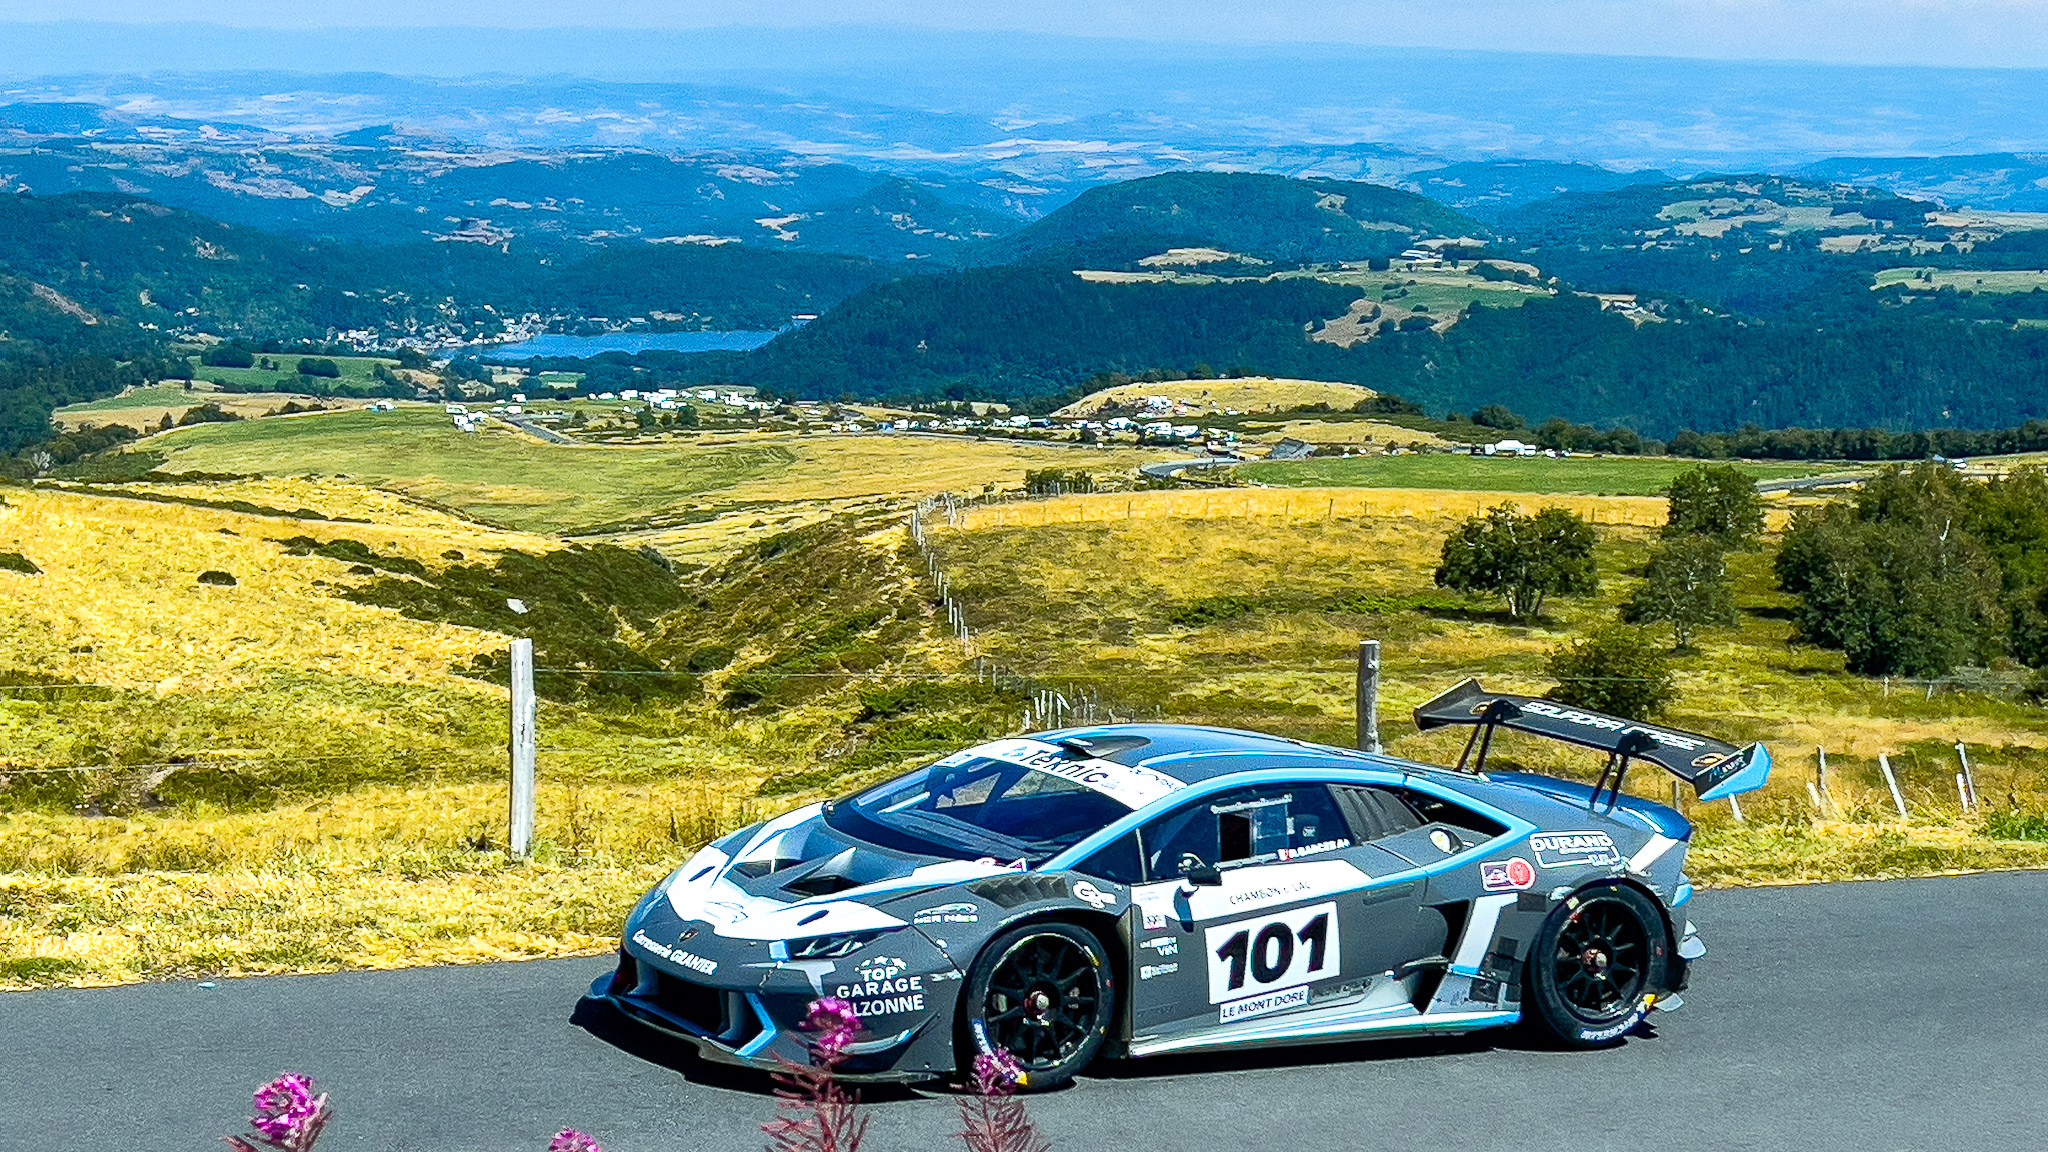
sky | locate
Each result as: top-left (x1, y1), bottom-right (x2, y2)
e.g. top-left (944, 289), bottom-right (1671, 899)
top-left (8, 0), bottom-right (2048, 69)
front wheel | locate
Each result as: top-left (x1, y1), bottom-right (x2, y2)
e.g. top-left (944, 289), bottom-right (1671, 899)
top-left (958, 921), bottom-right (1116, 1091)
top-left (1522, 884), bottom-right (1669, 1048)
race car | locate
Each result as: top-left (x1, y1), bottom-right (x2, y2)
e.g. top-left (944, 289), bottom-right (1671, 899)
top-left (588, 679), bottom-right (1771, 1088)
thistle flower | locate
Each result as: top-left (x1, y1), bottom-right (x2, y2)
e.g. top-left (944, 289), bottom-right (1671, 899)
top-left (802, 996), bottom-right (861, 1060)
top-left (969, 1050), bottom-right (1025, 1098)
top-left (956, 1049), bottom-right (1047, 1152)
top-left (225, 1073), bottom-right (330, 1152)
top-left (549, 1129), bottom-right (602, 1152)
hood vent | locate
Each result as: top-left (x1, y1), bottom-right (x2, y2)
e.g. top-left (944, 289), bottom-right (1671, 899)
top-left (967, 873), bottom-right (1068, 909)
top-left (781, 847), bottom-right (866, 899)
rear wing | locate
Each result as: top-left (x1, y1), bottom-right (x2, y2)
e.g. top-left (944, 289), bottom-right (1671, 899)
top-left (1412, 679), bottom-right (1771, 803)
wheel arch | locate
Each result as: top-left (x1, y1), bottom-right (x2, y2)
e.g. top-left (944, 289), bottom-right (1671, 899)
top-left (960, 908), bottom-right (1130, 1031)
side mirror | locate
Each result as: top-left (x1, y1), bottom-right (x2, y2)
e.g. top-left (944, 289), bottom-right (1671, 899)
top-left (1177, 853), bottom-right (1222, 887)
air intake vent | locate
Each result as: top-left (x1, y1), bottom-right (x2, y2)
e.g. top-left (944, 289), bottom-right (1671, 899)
top-left (783, 871), bottom-right (864, 898)
top-left (967, 873), bottom-right (1068, 908)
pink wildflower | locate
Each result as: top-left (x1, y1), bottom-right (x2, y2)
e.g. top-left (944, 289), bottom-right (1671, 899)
top-left (549, 1129), bottom-right (602, 1152)
top-left (802, 996), bottom-right (861, 1061)
top-left (969, 1050), bottom-right (1025, 1098)
top-left (225, 1073), bottom-right (330, 1152)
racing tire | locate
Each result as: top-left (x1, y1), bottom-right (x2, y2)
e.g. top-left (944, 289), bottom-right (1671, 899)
top-left (957, 921), bottom-right (1116, 1092)
top-left (1522, 884), bottom-right (1669, 1049)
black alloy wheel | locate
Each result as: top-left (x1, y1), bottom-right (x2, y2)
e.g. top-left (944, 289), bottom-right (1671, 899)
top-left (959, 921), bottom-right (1114, 1090)
top-left (1523, 884), bottom-right (1669, 1048)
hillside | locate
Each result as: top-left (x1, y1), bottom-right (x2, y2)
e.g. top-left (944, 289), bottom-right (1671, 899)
top-left (0, 192), bottom-right (911, 343)
top-left (971, 171), bottom-right (1485, 268)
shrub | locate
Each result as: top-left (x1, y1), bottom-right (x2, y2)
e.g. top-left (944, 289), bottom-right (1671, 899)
top-left (197, 570), bottom-right (238, 586)
top-left (1544, 626), bottom-right (1677, 720)
top-left (0, 551), bottom-right (40, 575)
top-left (296, 358), bottom-right (342, 379)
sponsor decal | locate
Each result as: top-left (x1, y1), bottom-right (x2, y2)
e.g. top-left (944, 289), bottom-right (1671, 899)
top-left (1581, 1011), bottom-right (1642, 1043)
top-left (834, 955), bottom-right (928, 1017)
top-left (1529, 831), bottom-right (1622, 869)
top-left (1219, 984), bottom-right (1309, 1023)
top-left (1204, 901), bottom-right (1340, 1004)
top-left (1142, 912), bottom-right (1168, 931)
top-left (1139, 962), bottom-right (1179, 980)
top-left (1226, 878), bottom-right (1317, 907)
top-left (1141, 937), bottom-right (1179, 956)
top-left (1275, 838), bottom-right (1351, 862)
top-left (1072, 880), bottom-right (1118, 910)
top-left (673, 951), bottom-right (718, 976)
top-left (1310, 979), bottom-right (1369, 1005)
top-left (630, 929), bottom-right (672, 960)
top-left (912, 903), bottom-right (979, 926)
top-left (952, 738), bottom-right (1185, 809)
top-left (1480, 857), bottom-right (1536, 892)
top-left (1516, 700), bottom-right (1709, 753)
top-left (970, 1019), bottom-right (993, 1055)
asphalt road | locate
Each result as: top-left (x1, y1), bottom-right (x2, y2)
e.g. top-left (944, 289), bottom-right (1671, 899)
top-left (3, 872), bottom-right (2041, 1152)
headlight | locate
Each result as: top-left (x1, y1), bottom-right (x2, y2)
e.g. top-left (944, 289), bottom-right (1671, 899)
top-left (775, 929), bottom-right (900, 960)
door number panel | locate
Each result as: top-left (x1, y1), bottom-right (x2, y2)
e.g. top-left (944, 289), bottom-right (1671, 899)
top-left (1203, 900), bottom-right (1339, 1004)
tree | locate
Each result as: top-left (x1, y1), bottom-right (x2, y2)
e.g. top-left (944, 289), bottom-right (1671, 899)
top-left (1544, 626), bottom-right (1676, 720)
top-left (1663, 464), bottom-right (1764, 548)
top-left (1435, 503), bottom-right (1598, 620)
top-left (1470, 403), bottom-right (1525, 430)
top-left (1622, 536), bottom-right (1736, 649)
top-left (296, 358), bottom-right (341, 379)
top-left (1775, 501), bottom-right (2004, 677)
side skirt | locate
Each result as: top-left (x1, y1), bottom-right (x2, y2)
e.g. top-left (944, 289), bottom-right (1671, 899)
top-left (1126, 1004), bottom-right (1519, 1059)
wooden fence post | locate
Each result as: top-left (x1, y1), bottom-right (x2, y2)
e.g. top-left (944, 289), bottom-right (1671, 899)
top-left (1356, 640), bottom-right (1381, 753)
top-left (508, 637), bottom-right (536, 859)
top-left (1879, 753), bottom-right (1909, 822)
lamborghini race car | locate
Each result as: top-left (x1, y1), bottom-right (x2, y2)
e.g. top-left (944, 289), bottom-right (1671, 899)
top-left (588, 679), bottom-right (1771, 1088)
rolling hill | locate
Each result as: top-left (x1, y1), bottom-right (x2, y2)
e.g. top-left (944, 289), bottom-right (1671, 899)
top-left (970, 171), bottom-right (1485, 268)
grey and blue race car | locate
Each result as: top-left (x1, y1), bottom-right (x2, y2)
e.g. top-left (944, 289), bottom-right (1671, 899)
top-left (589, 679), bottom-right (1771, 1089)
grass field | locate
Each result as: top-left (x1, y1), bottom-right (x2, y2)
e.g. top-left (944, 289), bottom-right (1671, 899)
top-left (147, 409), bottom-right (1177, 541)
top-left (1873, 267), bottom-right (2048, 294)
top-left (194, 355), bottom-right (402, 392)
top-left (1242, 453), bottom-right (1843, 495)
top-left (1054, 377), bottom-right (1375, 418)
top-left (55, 385), bottom-right (374, 432)
top-left (148, 408), bottom-right (798, 534)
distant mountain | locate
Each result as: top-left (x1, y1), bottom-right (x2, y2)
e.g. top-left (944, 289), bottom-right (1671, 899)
top-left (0, 104), bottom-right (1027, 262)
top-left (1498, 175), bottom-right (1940, 247)
top-left (1795, 154), bottom-right (2048, 213)
top-left (1404, 161), bottom-right (1666, 220)
top-left (972, 172), bottom-right (1485, 269)
top-left (742, 178), bottom-right (1019, 261)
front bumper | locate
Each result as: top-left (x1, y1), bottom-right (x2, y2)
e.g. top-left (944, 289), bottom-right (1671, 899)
top-left (589, 949), bottom-right (954, 1083)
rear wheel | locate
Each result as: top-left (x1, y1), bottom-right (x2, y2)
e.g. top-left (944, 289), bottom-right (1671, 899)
top-left (958, 922), bottom-right (1115, 1091)
top-left (1523, 884), bottom-right (1668, 1048)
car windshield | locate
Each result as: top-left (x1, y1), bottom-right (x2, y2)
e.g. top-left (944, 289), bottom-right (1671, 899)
top-left (826, 755), bottom-right (1134, 863)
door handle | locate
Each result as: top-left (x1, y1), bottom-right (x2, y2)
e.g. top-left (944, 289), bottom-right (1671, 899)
top-left (1359, 882), bottom-right (1417, 906)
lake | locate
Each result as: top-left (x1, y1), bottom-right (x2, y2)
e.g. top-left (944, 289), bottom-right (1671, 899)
top-left (485, 331), bottom-right (781, 359)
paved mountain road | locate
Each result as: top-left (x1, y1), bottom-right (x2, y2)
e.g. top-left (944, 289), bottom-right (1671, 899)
top-left (3, 872), bottom-right (2041, 1152)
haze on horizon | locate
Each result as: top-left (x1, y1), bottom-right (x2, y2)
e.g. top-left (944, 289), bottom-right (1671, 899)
top-left (10, 0), bottom-right (2048, 70)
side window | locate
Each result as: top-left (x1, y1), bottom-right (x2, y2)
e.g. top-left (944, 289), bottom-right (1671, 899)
top-left (1076, 833), bottom-right (1144, 885)
top-left (1139, 785), bottom-right (1349, 879)
top-left (1329, 785), bottom-right (1426, 843)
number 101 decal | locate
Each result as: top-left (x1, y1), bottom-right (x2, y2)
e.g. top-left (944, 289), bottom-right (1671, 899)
top-left (1203, 900), bottom-right (1340, 1006)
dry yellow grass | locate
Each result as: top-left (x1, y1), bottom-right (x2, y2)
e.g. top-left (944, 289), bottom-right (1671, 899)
top-left (929, 500), bottom-right (2048, 884)
top-left (1054, 377), bottom-right (1376, 418)
top-left (957, 487), bottom-right (1672, 530)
